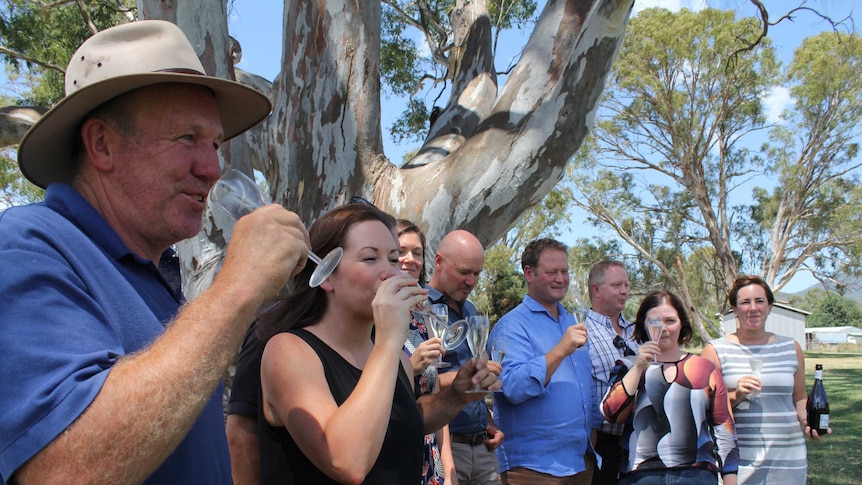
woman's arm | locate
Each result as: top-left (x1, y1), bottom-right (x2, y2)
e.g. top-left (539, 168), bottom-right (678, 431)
top-left (701, 343), bottom-right (743, 410)
top-left (261, 275), bottom-right (425, 484)
top-left (261, 331), bottom-right (404, 484)
top-left (601, 342), bottom-right (656, 423)
top-left (438, 425), bottom-right (458, 485)
top-left (708, 360), bottom-right (739, 479)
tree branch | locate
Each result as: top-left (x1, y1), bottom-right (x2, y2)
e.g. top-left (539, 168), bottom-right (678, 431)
top-left (75, 0), bottom-right (99, 34)
top-left (727, 0), bottom-right (853, 71)
top-left (0, 46), bottom-right (66, 74)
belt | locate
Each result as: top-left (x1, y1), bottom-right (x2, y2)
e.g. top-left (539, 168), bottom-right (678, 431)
top-left (450, 431), bottom-right (486, 446)
top-left (596, 430), bottom-right (622, 442)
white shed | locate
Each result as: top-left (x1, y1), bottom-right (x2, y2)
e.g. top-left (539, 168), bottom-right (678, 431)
top-left (805, 326), bottom-right (862, 346)
top-left (721, 302), bottom-right (809, 349)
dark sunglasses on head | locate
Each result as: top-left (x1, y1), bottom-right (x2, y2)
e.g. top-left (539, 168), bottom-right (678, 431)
top-left (349, 196), bottom-right (375, 206)
top-left (613, 335), bottom-right (636, 356)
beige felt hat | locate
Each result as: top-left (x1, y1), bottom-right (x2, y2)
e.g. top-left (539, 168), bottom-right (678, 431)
top-left (17, 20), bottom-right (272, 189)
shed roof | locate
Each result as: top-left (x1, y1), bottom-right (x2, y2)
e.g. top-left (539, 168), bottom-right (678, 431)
top-left (805, 326), bottom-right (862, 334)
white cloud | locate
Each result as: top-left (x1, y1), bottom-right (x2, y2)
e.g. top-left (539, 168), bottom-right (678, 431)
top-left (762, 86), bottom-right (791, 123)
top-left (415, 32), bottom-right (432, 58)
top-left (633, 0), bottom-right (707, 15)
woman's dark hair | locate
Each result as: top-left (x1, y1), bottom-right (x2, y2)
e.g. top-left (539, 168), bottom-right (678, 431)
top-left (258, 203), bottom-right (397, 338)
top-left (728, 275), bottom-right (775, 307)
top-left (633, 290), bottom-right (693, 345)
top-left (396, 219), bottom-right (427, 286)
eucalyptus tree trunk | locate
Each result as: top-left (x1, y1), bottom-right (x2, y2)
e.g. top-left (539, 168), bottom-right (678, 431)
top-left (140, 0), bottom-right (634, 256)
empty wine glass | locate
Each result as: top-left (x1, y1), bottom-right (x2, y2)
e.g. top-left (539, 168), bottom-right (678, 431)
top-left (413, 300), bottom-right (467, 351)
top-left (423, 303), bottom-right (452, 369)
top-left (749, 357), bottom-right (763, 398)
top-left (208, 169), bottom-right (342, 288)
top-left (465, 315), bottom-right (491, 393)
top-left (646, 317), bottom-right (663, 362)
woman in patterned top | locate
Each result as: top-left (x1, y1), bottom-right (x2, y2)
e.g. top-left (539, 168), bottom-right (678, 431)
top-left (398, 219), bottom-right (457, 485)
top-left (701, 275), bottom-right (831, 484)
top-left (602, 290), bottom-right (739, 485)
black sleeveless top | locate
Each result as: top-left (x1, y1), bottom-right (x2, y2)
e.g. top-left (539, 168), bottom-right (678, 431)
top-left (259, 328), bottom-right (424, 484)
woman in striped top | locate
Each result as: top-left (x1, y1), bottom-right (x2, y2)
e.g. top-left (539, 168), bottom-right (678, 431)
top-left (701, 275), bottom-right (829, 484)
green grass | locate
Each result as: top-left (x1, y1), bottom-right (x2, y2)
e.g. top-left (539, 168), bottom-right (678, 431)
top-left (804, 352), bottom-right (862, 485)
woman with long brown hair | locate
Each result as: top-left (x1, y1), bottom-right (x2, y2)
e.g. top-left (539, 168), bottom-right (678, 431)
top-left (257, 204), bottom-right (498, 484)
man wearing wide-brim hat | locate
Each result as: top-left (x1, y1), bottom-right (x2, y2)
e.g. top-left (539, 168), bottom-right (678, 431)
top-left (0, 20), bottom-right (310, 484)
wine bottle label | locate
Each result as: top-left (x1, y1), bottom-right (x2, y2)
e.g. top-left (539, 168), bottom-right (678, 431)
top-left (819, 414), bottom-right (830, 429)
top-left (814, 370), bottom-right (823, 379)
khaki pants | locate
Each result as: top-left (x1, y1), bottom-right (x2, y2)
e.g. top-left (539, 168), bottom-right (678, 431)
top-left (450, 441), bottom-right (501, 485)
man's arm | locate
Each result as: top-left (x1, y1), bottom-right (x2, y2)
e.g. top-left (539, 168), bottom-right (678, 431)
top-left (544, 324), bottom-right (588, 385)
top-left (226, 414), bottom-right (260, 485)
top-left (15, 206), bottom-right (307, 484)
top-left (417, 357), bottom-right (501, 433)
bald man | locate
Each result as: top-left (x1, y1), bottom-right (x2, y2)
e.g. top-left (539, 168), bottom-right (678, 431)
top-left (429, 230), bottom-right (503, 485)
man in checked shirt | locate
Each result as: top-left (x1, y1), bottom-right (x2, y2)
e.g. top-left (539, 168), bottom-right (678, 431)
top-left (583, 260), bottom-right (638, 485)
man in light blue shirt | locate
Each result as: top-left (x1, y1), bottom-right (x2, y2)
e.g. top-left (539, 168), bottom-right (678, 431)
top-left (489, 238), bottom-right (601, 484)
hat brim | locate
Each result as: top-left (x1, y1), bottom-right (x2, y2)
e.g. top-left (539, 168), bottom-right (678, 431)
top-left (18, 71), bottom-right (272, 189)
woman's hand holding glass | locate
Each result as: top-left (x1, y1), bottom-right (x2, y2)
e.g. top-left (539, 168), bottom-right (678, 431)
top-left (409, 339), bottom-right (444, 375)
top-left (635, 340), bottom-right (661, 369)
top-left (372, 273), bottom-right (429, 347)
top-left (735, 370), bottom-right (762, 401)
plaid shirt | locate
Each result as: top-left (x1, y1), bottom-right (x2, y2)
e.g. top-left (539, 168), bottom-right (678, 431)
top-left (585, 308), bottom-right (637, 435)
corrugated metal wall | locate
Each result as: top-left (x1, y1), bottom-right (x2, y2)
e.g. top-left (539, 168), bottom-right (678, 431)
top-left (721, 304), bottom-right (807, 349)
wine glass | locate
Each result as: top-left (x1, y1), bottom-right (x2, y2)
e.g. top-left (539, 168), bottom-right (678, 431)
top-left (413, 300), bottom-right (468, 351)
top-left (208, 169), bottom-right (343, 288)
top-left (465, 315), bottom-right (491, 393)
top-left (749, 357), bottom-right (763, 398)
top-left (571, 305), bottom-right (588, 326)
top-left (646, 317), bottom-right (663, 362)
top-left (423, 303), bottom-right (452, 369)
top-left (490, 338), bottom-right (507, 364)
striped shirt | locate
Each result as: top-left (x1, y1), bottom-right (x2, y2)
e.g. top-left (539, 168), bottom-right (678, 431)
top-left (585, 309), bottom-right (637, 435)
top-left (708, 335), bottom-right (807, 484)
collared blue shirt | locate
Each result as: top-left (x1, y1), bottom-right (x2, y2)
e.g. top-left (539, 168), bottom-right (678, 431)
top-left (489, 295), bottom-right (601, 476)
top-left (0, 184), bottom-right (230, 484)
top-left (427, 285), bottom-right (486, 434)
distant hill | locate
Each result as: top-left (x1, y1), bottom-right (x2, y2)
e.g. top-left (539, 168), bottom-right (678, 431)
top-left (781, 276), bottom-right (862, 304)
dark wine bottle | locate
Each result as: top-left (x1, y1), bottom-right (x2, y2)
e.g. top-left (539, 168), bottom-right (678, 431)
top-left (806, 363), bottom-right (830, 435)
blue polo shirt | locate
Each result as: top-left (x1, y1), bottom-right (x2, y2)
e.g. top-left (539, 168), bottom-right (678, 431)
top-left (489, 295), bottom-right (601, 476)
top-left (0, 184), bottom-right (230, 484)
